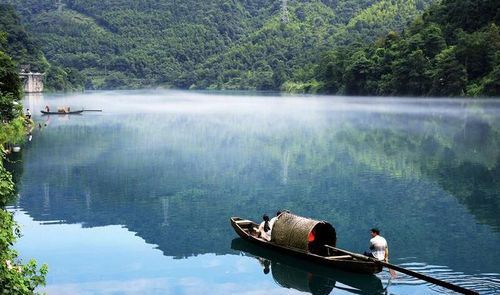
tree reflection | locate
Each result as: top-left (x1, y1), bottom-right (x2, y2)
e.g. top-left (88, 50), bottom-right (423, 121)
top-left (10, 97), bottom-right (500, 274)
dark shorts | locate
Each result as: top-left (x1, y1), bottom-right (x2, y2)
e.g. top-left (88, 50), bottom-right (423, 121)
top-left (363, 251), bottom-right (375, 258)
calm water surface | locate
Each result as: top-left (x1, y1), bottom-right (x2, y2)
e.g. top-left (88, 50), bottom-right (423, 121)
top-left (6, 90), bottom-right (500, 294)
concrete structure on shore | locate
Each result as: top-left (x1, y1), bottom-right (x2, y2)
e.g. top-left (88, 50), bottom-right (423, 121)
top-left (20, 72), bottom-right (45, 93)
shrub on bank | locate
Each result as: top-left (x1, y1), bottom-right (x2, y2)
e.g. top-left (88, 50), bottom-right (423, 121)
top-left (0, 207), bottom-right (48, 294)
top-left (0, 118), bottom-right (48, 294)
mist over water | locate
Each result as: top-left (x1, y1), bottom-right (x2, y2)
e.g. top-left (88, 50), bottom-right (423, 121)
top-left (8, 90), bottom-right (500, 294)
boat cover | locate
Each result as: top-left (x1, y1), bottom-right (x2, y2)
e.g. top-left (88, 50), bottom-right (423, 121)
top-left (271, 212), bottom-right (336, 254)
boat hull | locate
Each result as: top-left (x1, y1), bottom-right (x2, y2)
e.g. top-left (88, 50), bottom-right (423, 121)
top-left (230, 217), bottom-right (382, 274)
top-left (41, 110), bottom-right (84, 115)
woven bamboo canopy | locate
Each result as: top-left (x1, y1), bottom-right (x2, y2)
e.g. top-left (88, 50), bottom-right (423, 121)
top-left (271, 212), bottom-right (336, 254)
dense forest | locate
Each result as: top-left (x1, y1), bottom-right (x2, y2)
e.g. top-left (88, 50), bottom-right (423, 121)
top-left (0, 4), bottom-right (83, 91)
top-left (1, 0), bottom-right (499, 96)
top-left (313, 0), bottom-right (500, 96)
top-left (3, 0), bottom-right (435, 91)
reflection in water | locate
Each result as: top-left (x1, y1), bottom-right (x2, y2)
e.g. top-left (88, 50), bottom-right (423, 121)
top-left (7, 91), bottom-right (500, 294)
top-left (258, 257), bottom-right (271, 274)
top-left (231, 238), bottom-right (385, 295)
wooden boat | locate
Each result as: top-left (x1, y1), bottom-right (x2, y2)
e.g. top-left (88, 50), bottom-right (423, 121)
top-left (230, 213), bottom-right (382, 274)
top-left (231, 238), bottom-right (385, 294)
top-left (41, 110), bottom-right (84, 115)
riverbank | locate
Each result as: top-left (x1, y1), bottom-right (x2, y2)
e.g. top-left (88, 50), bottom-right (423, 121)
top-left (0, 116), bottom-right (47, 294)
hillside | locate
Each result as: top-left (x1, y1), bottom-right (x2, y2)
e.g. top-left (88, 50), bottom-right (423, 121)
top-left (0, 4), bottom-right (47, 72)
top-left (0, 4), bottom-right (83, 91)
top-left (313, 0), bottom-right (500, 96)
top-left (4, 0), bottom-right (433, 90)
top-left (194, 0), bottom-right (433, 90)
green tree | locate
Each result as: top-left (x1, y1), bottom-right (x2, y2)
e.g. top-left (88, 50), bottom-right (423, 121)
top-left (316, 49), bottom-right (349, 94)
top-left (344, 50), bottom-right (374, 95)
top-left (455, 29), bottom-right (498, 81)
top-left (0, 51), bottom-right (21, 121)
top-left (430, 46), bottom-right (467, 96)
top-left (0, 51), bottom-right (21, 100)
top-left (480, 62), bottom-right (500, 96)
top-left (421, 23), bottom-right (446, 58)
top-left (103, 72), bottom-right (128, 90)
top-left (392, 49), bottom-right (431, 96)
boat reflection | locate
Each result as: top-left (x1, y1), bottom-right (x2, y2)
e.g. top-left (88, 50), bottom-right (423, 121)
top-left (231, 238), bottom-right (386, 295)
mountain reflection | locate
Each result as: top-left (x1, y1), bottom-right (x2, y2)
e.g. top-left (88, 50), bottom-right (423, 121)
top-left (231, 238), bottom-right (384, 295)
top-left (10, 94), bottom-right (500, 275)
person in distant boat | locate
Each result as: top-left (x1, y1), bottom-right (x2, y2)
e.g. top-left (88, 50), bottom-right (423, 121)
top-left (269, 211), bottom-right (281, 231)
top-left (255, 214), bottom-right (271, 241)
top-left (364, 228), bottom-right (388, 262)
top-left (45, 105), bottom-right (50, 112)
top-left (57, 106), bottom-right (70, 113)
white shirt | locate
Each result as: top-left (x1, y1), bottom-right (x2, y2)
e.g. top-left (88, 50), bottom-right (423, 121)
top-left (258, 221), bottom-right (271, 241)
top-left (269, 216), bottom-right (278, 230)
top-left (370, 235), bottom-right (388, 261)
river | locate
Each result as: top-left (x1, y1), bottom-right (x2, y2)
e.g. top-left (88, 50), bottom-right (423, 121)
top-left (6, 90), bottom-right (500, 294)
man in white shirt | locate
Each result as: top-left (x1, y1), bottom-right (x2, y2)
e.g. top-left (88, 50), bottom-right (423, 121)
top-left (364, 228), bottom-right (388, 262)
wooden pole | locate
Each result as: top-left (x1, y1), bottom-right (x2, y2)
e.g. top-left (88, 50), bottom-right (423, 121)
top-left (325, 245), bottom-right (478, 295)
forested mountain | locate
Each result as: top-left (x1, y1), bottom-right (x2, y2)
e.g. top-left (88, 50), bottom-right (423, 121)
top-left (0, 4), bottom-right (47, 72)
top-left (195, 0), bottom-right (434, 90)
top-left (313, 0), bottom-right (500, 96)
top-left (4, 0), bottom-right (433, 90)
top-left (0, 4), bottom-right (83, 91)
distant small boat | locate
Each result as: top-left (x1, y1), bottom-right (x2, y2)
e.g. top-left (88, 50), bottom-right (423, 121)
top-left (230, 213), bottom-right (382, 274)
top-left (41, 110), bottom-right (84, 115)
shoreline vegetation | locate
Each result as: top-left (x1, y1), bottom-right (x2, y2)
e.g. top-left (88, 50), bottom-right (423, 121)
top-left (0, 32), bottom-right (47, 294)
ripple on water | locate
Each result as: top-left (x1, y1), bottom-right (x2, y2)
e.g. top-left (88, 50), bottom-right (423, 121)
top-left (387, 262), bottom-right (500, 294)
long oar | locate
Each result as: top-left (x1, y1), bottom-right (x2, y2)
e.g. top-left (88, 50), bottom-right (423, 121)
top-left (82, 109), bottom-right (102, 112)
top-left (325, 245), bottom-right (478, 295)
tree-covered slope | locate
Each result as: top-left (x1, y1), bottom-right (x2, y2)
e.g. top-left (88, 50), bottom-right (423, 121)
top-left (5, 0), bottom-right (276, 89)
top-left (194, 0), bottom-right (433, 90)
top-left (314, 0), bottom-right (500, 96)
top-left (5, 0), bottom-right (433, 90)
top-left (0, 4), bottom-right (84, 91)
top-left (0, 4), bottom-right (47, 72)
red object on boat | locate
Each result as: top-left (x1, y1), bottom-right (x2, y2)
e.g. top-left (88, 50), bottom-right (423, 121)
top-left (308, 230), bottom-right (315, 242)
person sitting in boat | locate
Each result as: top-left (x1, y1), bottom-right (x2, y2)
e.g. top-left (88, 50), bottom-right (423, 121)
top-left (255, 214), bottom-right (271, 241)
top-left (45, 105), bottom-right (50, 112)
top-left (269, 211), bottom-right (281, 231)
top-left (57, 106), bottom-right (71, 113)
top-left (364, 228), bottom-right (388, 261)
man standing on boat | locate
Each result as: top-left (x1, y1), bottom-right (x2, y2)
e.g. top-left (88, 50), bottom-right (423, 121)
top-left (364, 228), bottom-right (388, 262)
